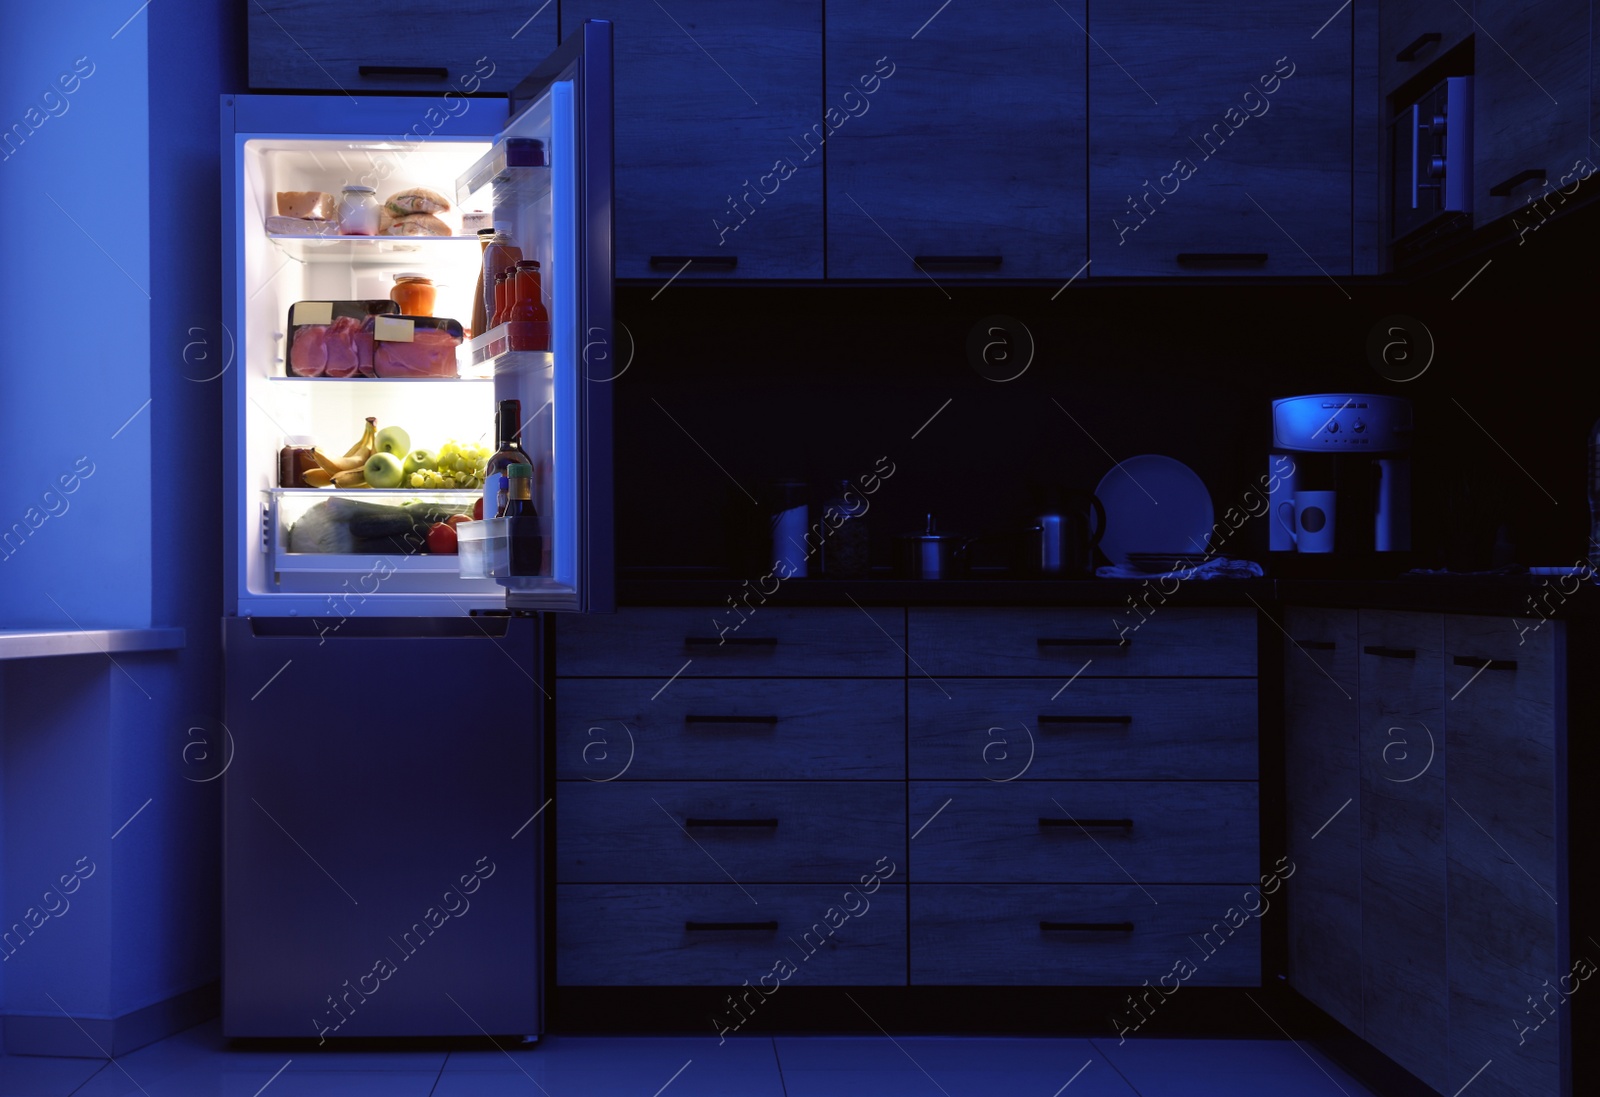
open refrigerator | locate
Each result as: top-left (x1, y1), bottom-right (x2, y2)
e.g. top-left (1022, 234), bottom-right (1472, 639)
top-left (219, 24), bottom-right (611, 1039)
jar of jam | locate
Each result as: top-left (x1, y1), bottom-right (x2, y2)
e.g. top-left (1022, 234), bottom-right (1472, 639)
top-left (338, 185), bottom-right (381, 235)
top-left (390, 273), bottom-right (435, 316)
top-left (278, 436), bottom-right (319, 487)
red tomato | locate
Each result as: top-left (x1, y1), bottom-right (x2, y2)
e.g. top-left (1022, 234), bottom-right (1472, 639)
top-left (472, 497), bottom-right (484, 521)
top-left (427, 521), bottom-right (458, 554)
top-left (446, 514), bottom-right (471, 530)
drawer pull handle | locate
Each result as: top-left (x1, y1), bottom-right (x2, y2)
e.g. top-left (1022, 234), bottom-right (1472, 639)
top-left (1040, 920), bottom-right (1135, 933)
top-left (685, 920), bottom-right (779, 932)
top-left (358, 65), bottom-right (449, 79)
top-left (1453, 655), bottom-right (1516, 671)
top-left (684, 817), bottom-right (779, 828)
top-left (1394, 32), bottom-right (1442, 62)
top-left (650, 255), bottom-right (738, 270)
top-left (1038, 715), bottom-right (1133, 728)
top-left (685, 714), bottom-right (780, 726)
top-left (1037, 637), bottom-right (1131, 649)
top-left (1362, 645), bottom-right (1416, 659)
top-left (1039, 817), bottom-right (1134, 830)
top-left (1295, 640), bottom-right (1336, 650)
top-left (1489, 169), bottom-right (1547, 197)
top-left (913, 254), bottom-right (1003, 269)
top-left (684, 636), bottom-right (778, 649)
top-left (1175, 252), bottom-right (1268, 267)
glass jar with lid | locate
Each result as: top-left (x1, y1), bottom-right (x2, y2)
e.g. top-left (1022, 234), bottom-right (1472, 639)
top-left (389, 272), bottom-right (435, 316)
top-left (338, 184), bottom-right (380, 235)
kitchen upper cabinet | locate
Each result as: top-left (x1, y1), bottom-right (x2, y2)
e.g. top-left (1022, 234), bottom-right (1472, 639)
top-left (1442, 617), bottom-right (1566, 1097)
top-left (248, 0), bottom-right (557, 92)
top-left (1087, 1), bottom-right (1352, 277)
top-left (562, 1), bottom-right (823, 279)
top-left (1379, 0), bottom-right (1473, 96)
top-left (1357, 610), bottom-right (1449, 1094)
top-left (823, 0), bottom-right (1088, 280)
top-left (1282, 608), bottom-right (1362, 1037)
top-left (1472, 0), bottom-right (1592, 229)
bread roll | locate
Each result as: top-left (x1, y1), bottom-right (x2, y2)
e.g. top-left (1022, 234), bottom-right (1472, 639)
top-left (383, 212), bottom-right (452, 237)
top-left (384, 187), bottom-right (451, 215)
top-left (276, 191), bottom-right (337, 219)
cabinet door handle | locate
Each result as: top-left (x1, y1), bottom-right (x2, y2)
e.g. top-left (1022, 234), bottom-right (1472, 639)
top-left (1394, 32), bottom-right (1442, 62)
top-left (1037, 714), bottom-right (1133, 728)
top-left (1489, 169), bottom-right (1546, 197)
top-left (1037, 637), bottom-right (1131, 649)
top-left (649, 255), bottom-right (738, 270)
top-left (358, 65), bottom-right (449, 79)
top-left (683, 636), bottom-right (778, 649)
top-left (684, 817), bottom-right (779, 828)
top-left (684, 714), bottom-right (781, 727)
top-left (1294, 640), bottom-right (1337, 650)
top-left (1362, 645), bottom-right (1416, 659)
top-left (685, 920), bottom-right (779, 932)
top-left (1452, 655), bottom-right (1517, 671)
top-left (1040, 920), bottom-right (1135, 932)
top-left (1175, 252), bottom-right (1268, 267)
top-left (1039, 817), bottom-right (1134, 830)
top-left (913, 255), bottom-right (1003, 270)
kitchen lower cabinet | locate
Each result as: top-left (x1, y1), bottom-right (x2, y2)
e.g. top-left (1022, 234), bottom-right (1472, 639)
top-left (1282, 607), bottom-right (1569, 1097)
top-left (1086, 0), bottom-right (1353, 277)
top-left (822, 0), bottom-right (1088, 280)
top-left (560, 1), bottom-right (823, 279)
top-left (1472, 0), bottom-right (1592, 230)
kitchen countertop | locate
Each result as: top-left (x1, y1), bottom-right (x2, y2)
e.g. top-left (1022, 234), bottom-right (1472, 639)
top-left (617, 570), bottom-right (1600, 617)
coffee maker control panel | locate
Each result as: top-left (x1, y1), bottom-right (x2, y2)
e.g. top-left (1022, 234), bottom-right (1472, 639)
top-left (1271, 394), bottom-right (1412, 452)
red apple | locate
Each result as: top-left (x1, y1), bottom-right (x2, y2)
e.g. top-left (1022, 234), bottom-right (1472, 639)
top-left (427, 522), bottom-right (458, 554)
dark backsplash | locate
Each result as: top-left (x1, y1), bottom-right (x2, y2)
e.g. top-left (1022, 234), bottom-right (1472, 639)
top-left (609, 212), bottom-right (1597, 576)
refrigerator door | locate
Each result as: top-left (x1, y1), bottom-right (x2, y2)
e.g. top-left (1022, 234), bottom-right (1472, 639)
top-left (461, 21), bottom-right (614, 615)
top-left (222, 615), bottom-right (543, 1037)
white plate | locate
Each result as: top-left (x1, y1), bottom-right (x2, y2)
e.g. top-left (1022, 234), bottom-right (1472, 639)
top-left (1094, 455), bottom-right (1215, 567)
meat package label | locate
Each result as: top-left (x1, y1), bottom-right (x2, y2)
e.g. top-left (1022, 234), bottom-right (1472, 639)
top-left (292, 301), bottom-right (333, 326)
top-left (373, 316), bottom-right (415, 342)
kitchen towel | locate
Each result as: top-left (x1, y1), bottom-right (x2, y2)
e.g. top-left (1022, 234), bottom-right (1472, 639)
top-left (1095, 556), bottom-right (1265, 580)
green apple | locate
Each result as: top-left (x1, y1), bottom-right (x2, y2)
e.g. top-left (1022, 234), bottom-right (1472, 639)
top-left (374, 425), bottom-right (411, 456)
top-left (402, 448), bottom-right (437, 477)
top-left (363, 451), bottom-right (405, 489)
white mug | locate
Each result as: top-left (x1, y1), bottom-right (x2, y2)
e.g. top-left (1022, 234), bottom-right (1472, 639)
top-left (1275, 491), bottom-right (1336, 553)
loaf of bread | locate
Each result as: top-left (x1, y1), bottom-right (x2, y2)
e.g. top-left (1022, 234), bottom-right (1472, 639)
top-left (383, 212), bottom-right (452, 237)
top-left (276, 191), bottom-right (337, 219)
top-left (384, 187), bottom-right (451, 215)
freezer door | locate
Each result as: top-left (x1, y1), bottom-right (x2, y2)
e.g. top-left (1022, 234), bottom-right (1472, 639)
top-left (221, 616), bottom-right (543, 1037)
top-left (479, 21), bottom-right (614, 614)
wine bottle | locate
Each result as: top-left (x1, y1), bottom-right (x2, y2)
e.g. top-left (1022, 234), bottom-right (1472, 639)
top-left (502, 462), bottom-right (544, 575)
top-left (482, 399), bottom-right (526, 522)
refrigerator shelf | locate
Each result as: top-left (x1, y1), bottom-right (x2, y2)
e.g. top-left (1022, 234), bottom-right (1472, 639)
top-left (266, 374), bottom-right (493, 382)
top-left (271, 551), bottom-right (472, 574)
top-left (267, 488), bottom-right (480, 497)
top-left (264, 233), bottom-right (484, 264)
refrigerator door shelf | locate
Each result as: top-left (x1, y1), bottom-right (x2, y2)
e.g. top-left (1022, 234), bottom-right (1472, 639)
top-left (467, 328), bottom-right (555, 368)
top-left (456, 139), bottom-right (552, 210)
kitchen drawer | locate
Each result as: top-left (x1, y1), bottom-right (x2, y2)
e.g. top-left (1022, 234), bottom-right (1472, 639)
top-left (247, 1), bottom-right (557, 93)
top-left (907, 608), bottom-right (1255, 677)
top-left (1379, 0), bottom-right (1472, 96)
top-left (556, 608), bottom-right (905, 677)
top-left (910, 885), bottom-right (1262, 986)
top-left (909, 679), bottom-right (1256, 780)
top-left (556, 678), bottom-right (903, 780)
top-left (558, 882), bottom-right (906, 986)
top-left (557, 781), bottom-right (904, 882)
top-left (908, 781), bottom-right (1258, 884)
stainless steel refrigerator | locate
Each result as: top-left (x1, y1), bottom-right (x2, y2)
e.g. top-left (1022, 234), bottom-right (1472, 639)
top-left (219, 23), bottom-right (613, 1039)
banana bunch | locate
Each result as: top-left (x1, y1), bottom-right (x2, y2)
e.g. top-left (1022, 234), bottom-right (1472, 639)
top-left (303, 417), bottom-right (376, 488)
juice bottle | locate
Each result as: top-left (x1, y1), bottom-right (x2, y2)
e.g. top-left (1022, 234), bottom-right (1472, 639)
top-left (508, 261), bottom-right (550, 352)
top-left (480, 223), bottom-right (521, 331)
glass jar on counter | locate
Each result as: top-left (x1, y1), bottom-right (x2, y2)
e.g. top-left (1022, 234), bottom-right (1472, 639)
top-left (390, 273), bottom-right (435, 316)
top-left (338, 184), bottom-right (380, 235)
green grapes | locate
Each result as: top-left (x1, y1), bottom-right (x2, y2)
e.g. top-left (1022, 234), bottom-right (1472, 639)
top-left (408, 439), bottom-right (489, 490)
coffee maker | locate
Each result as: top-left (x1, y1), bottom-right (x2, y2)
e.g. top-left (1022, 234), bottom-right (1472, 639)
top-left (1268, 393), bottom-right (1413, 576)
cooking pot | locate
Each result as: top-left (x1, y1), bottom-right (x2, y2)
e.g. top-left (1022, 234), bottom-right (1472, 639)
top-left (897, 514), bottom-right (974, 579)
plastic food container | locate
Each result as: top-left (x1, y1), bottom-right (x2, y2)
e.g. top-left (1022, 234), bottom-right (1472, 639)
top-left (371, 316), bottom-right (464, 378)
top-left (285, 300), bottom-right (400, 378)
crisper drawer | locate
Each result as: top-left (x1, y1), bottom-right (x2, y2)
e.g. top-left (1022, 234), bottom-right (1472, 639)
top-left (907, 608), bottom-right (1255, 677)
top-left (556, 608), bottom-right (905, 677)
top-left (557, 883), bottom-right (907, 986)
top-left (909, 679), bottom-right (1256, 780)
top-left (909, 781), bottom-right (1258, 883)
top-left (910, 884), bottom-right (1262, 986)
top-left (557, 782), bottom-right (905, 882)
top-left (556, 678), bottom-right (904, 780)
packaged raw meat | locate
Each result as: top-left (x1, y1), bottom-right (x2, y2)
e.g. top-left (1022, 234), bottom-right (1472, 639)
top-left (372, 317), bottom-right (464, 378)
top-left (284, 300), bottom-right (399, 377)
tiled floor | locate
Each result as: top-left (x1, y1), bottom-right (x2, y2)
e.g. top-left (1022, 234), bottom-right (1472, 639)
top-left (0, 1021), bottom-right (1382, 1096)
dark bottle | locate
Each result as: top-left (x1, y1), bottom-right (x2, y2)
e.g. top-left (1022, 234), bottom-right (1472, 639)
top-left (820, 478), bottom-right (870, 578)
top-left (502, 462), bottom-right (544, 575)
top-left (482, 399), bottom-right (526, 522)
